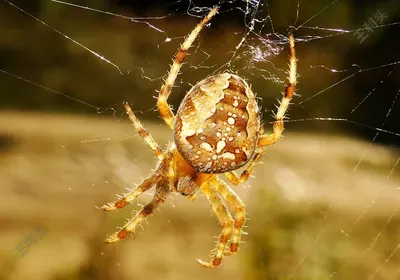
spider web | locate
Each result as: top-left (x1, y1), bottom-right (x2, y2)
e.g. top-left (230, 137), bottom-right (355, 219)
top-left (1, 0), bottom-right (399, 279)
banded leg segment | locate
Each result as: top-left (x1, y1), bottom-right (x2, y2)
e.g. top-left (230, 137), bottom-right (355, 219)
top-left (101, 174), bottom-right (160, 211)
top-left (224, 151), bottom-right (262, 185)
top-left (197, 181), bottom-right (233, 268)
top-left (259, 34), bottom-right (296, 147)
top-left (157, 7), bottom-right (218, 129)
top-left (213, 177), bottom-right (245, 255)
top-left (123, 102), bottom-right (164, 160)
top-left (105, 181), bottom-right (169, 243)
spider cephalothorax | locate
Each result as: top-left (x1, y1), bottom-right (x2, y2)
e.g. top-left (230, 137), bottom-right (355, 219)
top-left (101, 6), bottom-right (297, 268)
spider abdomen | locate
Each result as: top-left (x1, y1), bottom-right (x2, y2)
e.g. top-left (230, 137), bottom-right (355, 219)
top-left (173, 73), bottom-right (261, 173)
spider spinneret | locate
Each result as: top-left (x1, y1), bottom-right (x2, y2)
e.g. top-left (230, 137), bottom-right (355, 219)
top-left (101, 6), bottom-right (297, 268)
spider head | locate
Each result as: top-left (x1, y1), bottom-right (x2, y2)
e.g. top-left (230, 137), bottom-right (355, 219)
top-left (173, 73), bottom-right (261, 174)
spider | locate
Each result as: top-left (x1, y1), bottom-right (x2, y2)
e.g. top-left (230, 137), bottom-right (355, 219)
top-left (101, 6), bottom-right (297, 268)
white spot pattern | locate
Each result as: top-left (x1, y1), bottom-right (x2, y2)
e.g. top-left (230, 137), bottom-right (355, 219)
top-left (221, 152), bottom-right (236, 160)
top-left (200, 142), bottom-right (213, 151)
top-left (216, 140), bottom-right (226, 153)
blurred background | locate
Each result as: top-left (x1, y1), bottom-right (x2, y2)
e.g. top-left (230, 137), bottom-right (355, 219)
top-left (0, 0), bottom-right (400, 279)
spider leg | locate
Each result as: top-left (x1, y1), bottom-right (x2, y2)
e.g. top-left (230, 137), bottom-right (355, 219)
top-left (101, 174), bottom-right (161, 211)
top-left (259, 34), bottom-right (296, 147)
top-left (212, 177), bottom-right (245, 256)
top-left (124, 102), bottom-right (164, 160)
top-left (104, 180), bottom-right (170, 243)
top-left (197, 180), bottom-right (233, 268)
top-left (224, 151), bottom-right (262, 185)
top-left (157, 7), bottom-right (218, 129)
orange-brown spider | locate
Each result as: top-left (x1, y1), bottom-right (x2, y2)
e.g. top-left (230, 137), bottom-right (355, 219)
top-left (101, 6), bottom-right (297, 268)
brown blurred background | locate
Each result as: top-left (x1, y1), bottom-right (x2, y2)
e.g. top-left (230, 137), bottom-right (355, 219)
top-left (0, 1), bottom-right (400, 280)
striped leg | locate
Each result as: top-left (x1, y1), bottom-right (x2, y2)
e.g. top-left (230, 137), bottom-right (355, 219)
top-left (213, 177), bottom-right (245, 255)
top-left (259, 34), bottom-right (296, 147)
top-left (224, 151), bottom-right (262, 185)
top-left (101, 174), bottom-right (160, 211)
top-left (197, 181), bottom-right (233, 268)
top-left (105, 180), bottom-right (169, 243)
top-left (157, 7), bottom-right (218, 129)
top-left (123, 102), bottom-right (164, 160)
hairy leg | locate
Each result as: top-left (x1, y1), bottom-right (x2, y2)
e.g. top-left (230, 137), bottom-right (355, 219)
top-left (124, 102), bottom-right (164, 160)
top-left (213, 177), bottom-right (245, 255)
top-left (105, 180), bottom-right (170, 243)
top-left (101, 174), bottom-right (161, 211)
top-left (224, 151), bottom-right (262, 185)
top-left (259, 34), bottom-right (296, 147)
top-left (197, 180), bottom-right (233, 268)
top-left (157, 7), bottom-right (218, 129)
